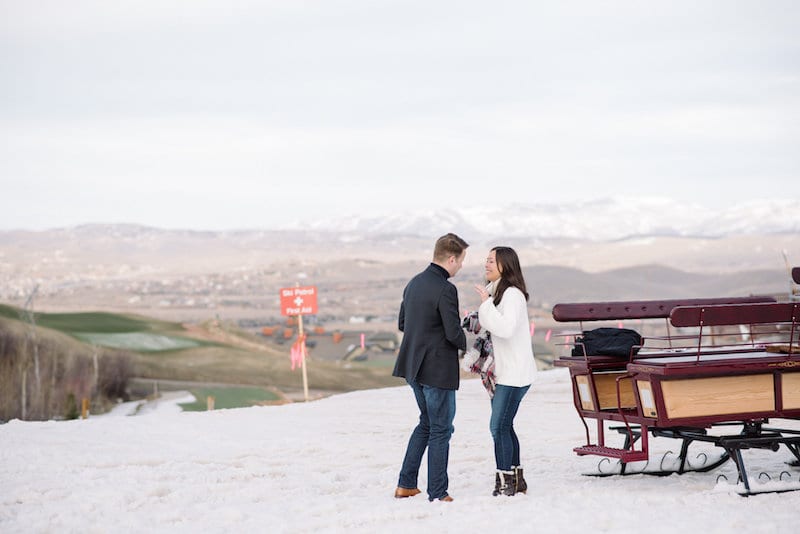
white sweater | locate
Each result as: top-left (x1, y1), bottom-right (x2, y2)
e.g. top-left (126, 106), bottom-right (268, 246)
top-left (477, 284), bottom-right (537, 387)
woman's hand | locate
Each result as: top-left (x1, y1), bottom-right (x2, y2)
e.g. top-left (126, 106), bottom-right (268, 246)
top-left (474, 284), bottom-right (490, 303)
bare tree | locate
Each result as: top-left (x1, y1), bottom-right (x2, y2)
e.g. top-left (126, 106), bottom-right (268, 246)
top-left (17, 285), bottom-right (41, 420)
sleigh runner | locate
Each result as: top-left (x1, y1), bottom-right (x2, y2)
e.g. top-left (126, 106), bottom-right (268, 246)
top-left (553, 291), bottom-right (800, 495)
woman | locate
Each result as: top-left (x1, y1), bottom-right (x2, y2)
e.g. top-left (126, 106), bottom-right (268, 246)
top-left (474, 246), bottom-right (537, 496)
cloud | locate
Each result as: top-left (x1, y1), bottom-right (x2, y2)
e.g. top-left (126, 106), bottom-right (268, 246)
top-left (1, 1), bottom-right (798, 230)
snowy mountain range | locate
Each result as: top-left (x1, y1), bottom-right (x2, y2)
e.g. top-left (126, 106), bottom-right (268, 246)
top-left (295, 197), bottom-right (800, 241)
top-left (1, 198), bottom-right (797, 243)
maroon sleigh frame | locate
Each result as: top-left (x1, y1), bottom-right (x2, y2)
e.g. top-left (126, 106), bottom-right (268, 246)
top-left (552, 293), bottom-right (800, 494)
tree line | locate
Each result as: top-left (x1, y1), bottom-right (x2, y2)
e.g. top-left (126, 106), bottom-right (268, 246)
top-left (0, 320), bottom-right (133, 422)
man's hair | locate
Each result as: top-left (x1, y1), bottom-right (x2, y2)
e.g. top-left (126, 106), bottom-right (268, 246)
top-left (433, 233), bottom-right (469, 262)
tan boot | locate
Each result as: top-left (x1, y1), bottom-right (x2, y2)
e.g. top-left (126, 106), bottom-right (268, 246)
top-left (394, 487), bottom-right (422, 498)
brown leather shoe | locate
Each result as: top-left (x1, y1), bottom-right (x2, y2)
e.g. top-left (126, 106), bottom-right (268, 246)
top-left (394, 487), bottom-right (422, 498)
top-left (438, 495), bottom-right (453, 502)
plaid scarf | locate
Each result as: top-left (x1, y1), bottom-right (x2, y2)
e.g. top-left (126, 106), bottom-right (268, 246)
top-left (461, 311), bottom-right (496, 398)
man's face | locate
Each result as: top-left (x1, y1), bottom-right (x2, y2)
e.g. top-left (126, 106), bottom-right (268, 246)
top-left (447, 250), bottom-right (466, 277)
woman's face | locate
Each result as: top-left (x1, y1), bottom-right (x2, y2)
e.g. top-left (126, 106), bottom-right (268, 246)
top-left (485, 250), bottom-right (502, 283)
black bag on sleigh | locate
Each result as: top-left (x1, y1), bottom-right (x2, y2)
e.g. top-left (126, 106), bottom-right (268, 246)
top-left (571, 327), bottom-right (642, 358)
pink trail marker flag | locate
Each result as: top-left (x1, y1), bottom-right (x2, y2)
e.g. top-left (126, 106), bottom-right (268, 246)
top-left (290, 334), bottom-right (307, 371)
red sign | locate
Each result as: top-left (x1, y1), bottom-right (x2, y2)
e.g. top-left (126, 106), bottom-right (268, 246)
top-left (280, 286), bottom-right (318, 316)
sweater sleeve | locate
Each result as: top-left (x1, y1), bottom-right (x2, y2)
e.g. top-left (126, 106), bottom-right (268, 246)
top-left (478, 287), bottom-right (525, 339)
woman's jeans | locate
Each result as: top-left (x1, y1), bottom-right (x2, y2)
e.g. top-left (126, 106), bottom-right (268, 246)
top-left (490, 384), bottom-right (530, 471)
top-left (398, 378), bottom-right (456, 501)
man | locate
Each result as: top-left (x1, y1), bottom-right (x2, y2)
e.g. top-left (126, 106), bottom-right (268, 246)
top-left (393, 233), bottom-right (469, 502)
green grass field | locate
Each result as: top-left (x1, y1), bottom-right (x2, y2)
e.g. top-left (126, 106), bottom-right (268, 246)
top-left (74, 332), bottom-right (205, 352)
top-left (0, 304), bottom-right (179, 333)
top-left (0, 303), bottom-right (219, 352)
top-left (178, 386), bottom-right (282, 411)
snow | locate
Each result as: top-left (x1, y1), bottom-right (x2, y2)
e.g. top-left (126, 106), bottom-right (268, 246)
top-left (2, 369), bottom-right (799, 533)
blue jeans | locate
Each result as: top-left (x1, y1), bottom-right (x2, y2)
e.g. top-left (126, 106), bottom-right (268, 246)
top-left (398, 378), bottom-right (456, 501)
top-left (490, 384), bottom-right (530, 471)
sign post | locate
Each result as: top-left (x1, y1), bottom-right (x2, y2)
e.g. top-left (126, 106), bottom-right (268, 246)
top-left (280, 284), bottom-right (318, 402)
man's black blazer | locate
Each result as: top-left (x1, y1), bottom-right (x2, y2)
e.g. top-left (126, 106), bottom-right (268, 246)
top-left (393, 263), bottom-right (466, 390)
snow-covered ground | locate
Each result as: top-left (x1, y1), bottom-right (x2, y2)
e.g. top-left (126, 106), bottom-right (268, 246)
top-left (2, 369), bottom-right (799, 533)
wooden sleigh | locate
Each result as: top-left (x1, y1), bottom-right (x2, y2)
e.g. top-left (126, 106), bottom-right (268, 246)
top-left (553, 290), bottom-right (800, 495)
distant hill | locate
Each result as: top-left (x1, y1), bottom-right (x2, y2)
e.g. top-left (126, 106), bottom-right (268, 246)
top-left (0, 220), bottom-right (797, 327)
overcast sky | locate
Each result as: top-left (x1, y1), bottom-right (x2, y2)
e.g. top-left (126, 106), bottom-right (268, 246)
top-left (1, 0), bottom-right (798, 231)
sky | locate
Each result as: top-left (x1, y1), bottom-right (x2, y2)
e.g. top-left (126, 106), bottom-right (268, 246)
top-left (2, 370), bottom-right (799, 533)
top-left (1, 1), bottom-right (798, 231)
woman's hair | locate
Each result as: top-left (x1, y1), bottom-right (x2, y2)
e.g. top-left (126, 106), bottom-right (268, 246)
top-left (491, 246), bottom-right (529, 306)
top-left (433, 233), bottom-right (469, 262)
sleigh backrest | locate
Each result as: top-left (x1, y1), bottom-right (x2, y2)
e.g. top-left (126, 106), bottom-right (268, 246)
top-left (794, 267), bottom-right (800, 284)
top-left (670, 301), bottom-right (800, 328)
top-left (552, 296), bottom-right (775, 323)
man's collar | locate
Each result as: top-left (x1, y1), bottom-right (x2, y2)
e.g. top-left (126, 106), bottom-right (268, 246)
top-left (428, 262), bottom-right (451, 278)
